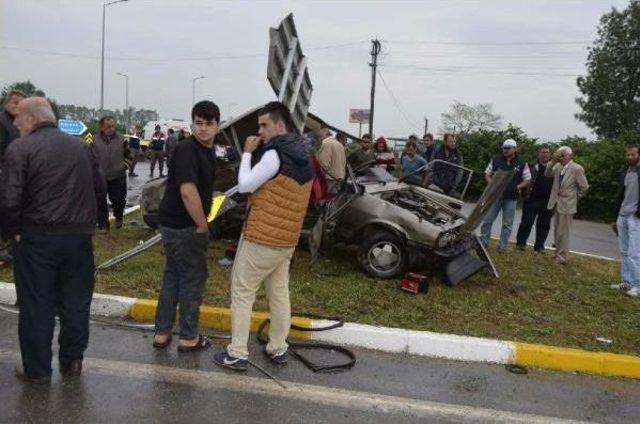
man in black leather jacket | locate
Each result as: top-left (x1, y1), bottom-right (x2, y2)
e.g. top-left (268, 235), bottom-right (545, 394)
top-left (2, 97), bottom-right (105, 383)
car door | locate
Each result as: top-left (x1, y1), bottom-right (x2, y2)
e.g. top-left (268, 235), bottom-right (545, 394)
top-left (307, 164), bottom-right (360, 260)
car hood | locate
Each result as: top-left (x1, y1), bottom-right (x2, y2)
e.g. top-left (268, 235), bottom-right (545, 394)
top-left (458, 170), bottom-right (515, 234)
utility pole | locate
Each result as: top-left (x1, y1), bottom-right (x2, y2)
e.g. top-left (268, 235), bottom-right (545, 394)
top-left (368, 39), bottom-right (381, 136)
top-left (424, 117), bottom-right (428, 135)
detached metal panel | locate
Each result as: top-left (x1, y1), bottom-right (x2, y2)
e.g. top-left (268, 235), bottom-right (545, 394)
top-left (267, 13), bottom-right (313, 133)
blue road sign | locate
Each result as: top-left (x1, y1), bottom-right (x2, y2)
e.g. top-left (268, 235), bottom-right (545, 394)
top-left (58, 119), bottom-right (88, 136)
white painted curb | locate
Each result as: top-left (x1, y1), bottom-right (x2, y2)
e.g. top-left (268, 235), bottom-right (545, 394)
top-left (313, 320), bottom-right (514, 364)
top-left (0, 281), bottom-right (515, 364)
top-left (0, 282), bottom-right (17, 305)
top-left (0, 282), bottom-right (136, 318)
top-left (91, 293), bottom-right (137, 317)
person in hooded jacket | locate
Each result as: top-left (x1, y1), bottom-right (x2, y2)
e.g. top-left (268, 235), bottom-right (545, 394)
top-left (214, 101), bottom-right (314, 371)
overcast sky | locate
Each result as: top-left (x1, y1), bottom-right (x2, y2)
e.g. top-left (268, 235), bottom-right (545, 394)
top-left (0, 0), bottom-right (631, 140)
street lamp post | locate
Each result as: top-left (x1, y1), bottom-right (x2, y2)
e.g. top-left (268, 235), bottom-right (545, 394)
top-left (192, 76), bottom-right (205, 106)
top-left (100, 0), bottom-right (128, 113)
top-left (116, 72), bottom-right (129, 128)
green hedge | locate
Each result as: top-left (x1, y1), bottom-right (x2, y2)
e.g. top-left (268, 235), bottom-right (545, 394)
top-left (456, 125), bottom-right (637, 222)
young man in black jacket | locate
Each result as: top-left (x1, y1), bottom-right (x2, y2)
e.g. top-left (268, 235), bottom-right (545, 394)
top-left (3, 97), bottom-right (105, 383)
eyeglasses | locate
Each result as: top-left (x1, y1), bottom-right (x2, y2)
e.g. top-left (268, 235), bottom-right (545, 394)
top-left (502, 147), bottom-right (514, 150)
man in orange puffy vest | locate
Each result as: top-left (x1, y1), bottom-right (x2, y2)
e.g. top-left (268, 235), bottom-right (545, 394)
top-left (214, 101), bottom-right (315, 371)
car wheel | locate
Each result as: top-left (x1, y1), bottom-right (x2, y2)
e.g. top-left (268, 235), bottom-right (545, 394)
top-left (358, 231), bottom-right (407, 279)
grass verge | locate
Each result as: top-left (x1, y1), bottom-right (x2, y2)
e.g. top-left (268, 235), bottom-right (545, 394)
top-left (1, 213), bottom-right (637, 356)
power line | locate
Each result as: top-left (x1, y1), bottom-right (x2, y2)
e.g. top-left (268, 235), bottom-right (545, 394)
top-left (384, 39), bottom-right (591, 46)
top-left (376, 70), bottom-right (419, 128)
top-left (0, 40), bottom-right (368, 63)
top-left (382, 64), bottom-right (581, 77)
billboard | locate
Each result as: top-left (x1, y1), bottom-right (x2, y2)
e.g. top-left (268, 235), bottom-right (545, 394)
top-left (267, 14), bottom-right (313, 133)
top-left (349, 109), bottom-right (371, 124)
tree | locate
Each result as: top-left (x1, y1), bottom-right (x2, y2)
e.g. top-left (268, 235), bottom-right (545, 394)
top-left (576, 0), bottom-right (640, 138)
top-left (0, 80), bottom-right (60, 119)
top-left (440, 101), bottom-right (502, 134)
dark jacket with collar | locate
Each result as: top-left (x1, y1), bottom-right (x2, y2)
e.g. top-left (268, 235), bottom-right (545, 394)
top-left (93, 131), bottom-right (129, 181)
top-left (615, 166), bottom-right (640, 218)
top-left (431, 146), bottom-right (464, 194)
top-left (1, 122), bottom-right (106, 238)
top-left (523, 160), bottom-right (553, 201)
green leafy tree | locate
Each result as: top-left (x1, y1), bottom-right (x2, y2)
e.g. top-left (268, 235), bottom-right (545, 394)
top-left (576, 0), bottom-right (640, 138)
top-left (0, 80), bottom-right (60, 119)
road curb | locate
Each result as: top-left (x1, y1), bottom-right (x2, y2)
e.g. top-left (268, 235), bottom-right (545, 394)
top-left (1, 282), bottom-right (638, 379)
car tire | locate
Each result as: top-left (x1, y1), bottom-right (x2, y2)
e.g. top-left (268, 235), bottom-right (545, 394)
top-left (358, 230), bottom-right (407, 279)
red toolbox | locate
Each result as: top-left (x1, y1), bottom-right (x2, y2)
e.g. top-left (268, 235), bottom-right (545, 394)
top-left (400, 272), bottom-right (429, 294)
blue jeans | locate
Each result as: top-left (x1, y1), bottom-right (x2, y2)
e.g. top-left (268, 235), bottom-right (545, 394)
top-left (154, 226), bottom-right (209, 340)
top-left (480, 198), bottom-right (517, 250)
top-left (617, 215), bottom-right (640, 287)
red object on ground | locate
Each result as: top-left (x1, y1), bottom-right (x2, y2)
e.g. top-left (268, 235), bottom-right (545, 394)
top-left (400, 272), bottom-right (429, 294)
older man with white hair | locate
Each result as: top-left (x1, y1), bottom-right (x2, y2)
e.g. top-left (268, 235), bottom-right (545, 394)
top-left (2, 97), bottom-right (105, 382)
top-left (544, 146), bottom-right (589, 264)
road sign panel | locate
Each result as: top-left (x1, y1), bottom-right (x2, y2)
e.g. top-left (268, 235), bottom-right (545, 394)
top-left (267, 13), bottom-right (313, 133)
top-left (58, 119), bottom-right (88, 136)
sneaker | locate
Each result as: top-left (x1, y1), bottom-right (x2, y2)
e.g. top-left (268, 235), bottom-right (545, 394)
top-left (264, 348), bottom-right (288, 365)
top-left (610, 282), bottom-right (632, 291)
top-left (213, 350), bottom-right (248, 371)
top-left (626, 287), bottom-right (640, 297)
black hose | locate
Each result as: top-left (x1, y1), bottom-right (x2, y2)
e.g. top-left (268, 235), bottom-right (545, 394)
top-left (255, 314), bottom-right (356, 373)
top-left (0, 305), bottom-right (356, 373)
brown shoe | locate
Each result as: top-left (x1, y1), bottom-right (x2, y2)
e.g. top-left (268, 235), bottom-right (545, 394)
top-left (115, 218), bottom-right (123, 229)
top-left (60, 359), bottom-right (83, 376)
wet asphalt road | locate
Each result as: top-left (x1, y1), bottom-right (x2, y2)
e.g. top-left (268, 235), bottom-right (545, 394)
top-left (462, 204), bottom-right (619, 260)
top-left (1, 309), bottom-right (639, 423)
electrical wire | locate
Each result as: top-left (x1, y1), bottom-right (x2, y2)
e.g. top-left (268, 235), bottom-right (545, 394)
top-left (376, 70), bottom-right (419, 128)
top-left (384, 39), bottom-right (591, 46)
top-left (381, 64), bottom-right (581, 78)
top-left (0, 40), bottom-right (368, 63)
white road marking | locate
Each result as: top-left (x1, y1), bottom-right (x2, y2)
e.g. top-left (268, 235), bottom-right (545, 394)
top-left (0, 348), bottom-right (592, 424)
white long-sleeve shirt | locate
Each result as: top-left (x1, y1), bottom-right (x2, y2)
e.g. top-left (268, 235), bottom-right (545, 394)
top-left (238, 151), bottom-right (280, 193)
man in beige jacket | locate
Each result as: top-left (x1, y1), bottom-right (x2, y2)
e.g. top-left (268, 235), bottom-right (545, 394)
top-left (316, 128), bottom-right (346, 194)
top-left (545, 146), bottom-right (589, 264)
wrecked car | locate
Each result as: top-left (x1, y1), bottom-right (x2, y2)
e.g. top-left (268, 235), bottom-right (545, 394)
top-left (308, 161), bottom-right (514, 284)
